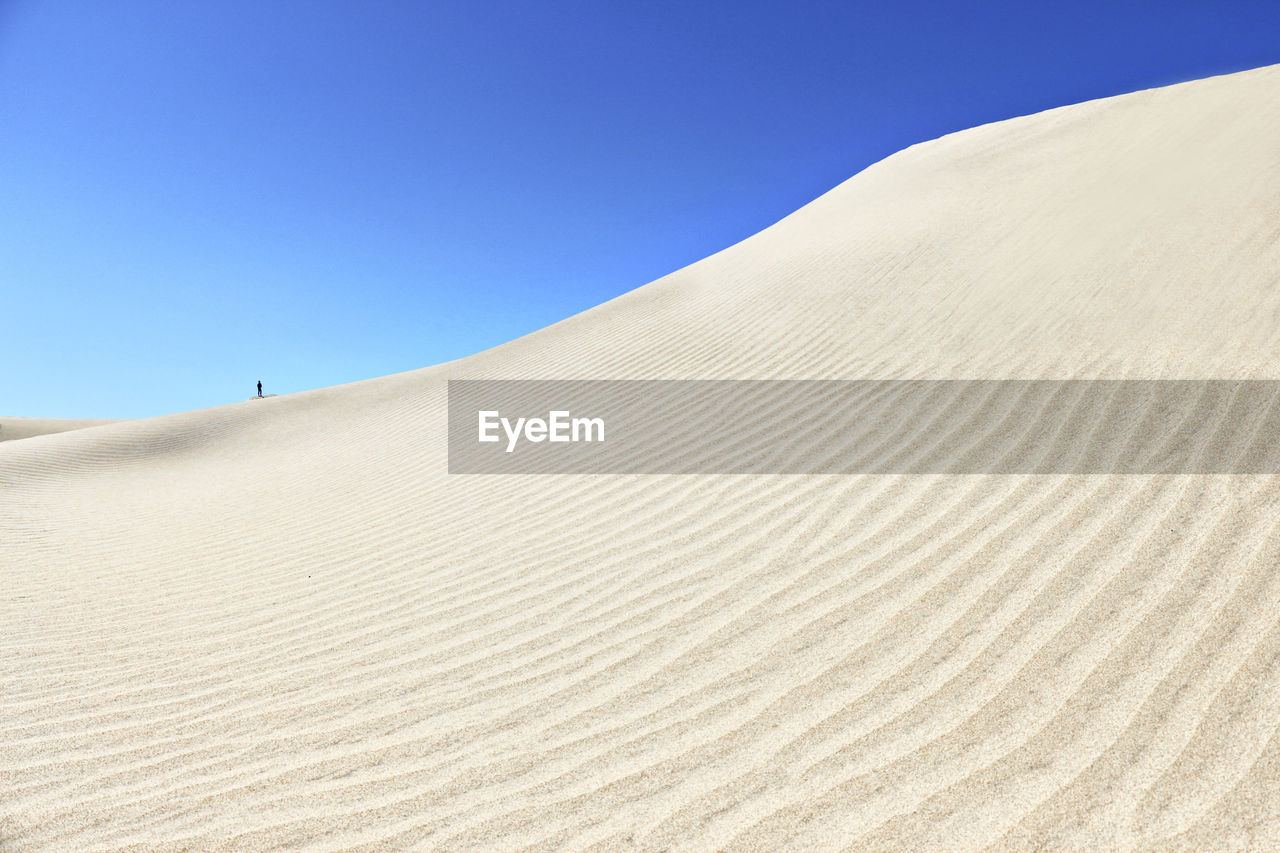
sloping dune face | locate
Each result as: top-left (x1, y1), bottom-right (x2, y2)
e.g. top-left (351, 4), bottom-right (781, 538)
top-left (0, 417), bottom-right (122, 443)
top-left (4, 65), bottom-right (1280, 851)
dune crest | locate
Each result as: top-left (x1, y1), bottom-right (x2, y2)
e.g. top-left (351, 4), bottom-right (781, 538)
top-left (4, 64), bottom-right (1280, 850)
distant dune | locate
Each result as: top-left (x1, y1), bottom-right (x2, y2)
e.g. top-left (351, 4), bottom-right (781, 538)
top-left (0, 416), bottom-right (122, 442)
top-left (4, 64), bottom-right (1280, 850)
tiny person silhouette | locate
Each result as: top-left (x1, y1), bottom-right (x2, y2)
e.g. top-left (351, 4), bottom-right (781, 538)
top-left (257, 380), bottom-right (263, 398)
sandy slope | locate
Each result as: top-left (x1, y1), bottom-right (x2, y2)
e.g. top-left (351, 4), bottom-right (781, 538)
top-left (0, 417), bottom-right (122, 442)
top-left (4, 64), bottom-right (1280, 851)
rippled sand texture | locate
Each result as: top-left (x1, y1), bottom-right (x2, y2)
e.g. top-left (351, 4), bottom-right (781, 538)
top-left (4, 64), bottom-right (1280, 851)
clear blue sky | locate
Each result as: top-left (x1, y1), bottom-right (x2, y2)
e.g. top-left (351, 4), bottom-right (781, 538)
top-left (3, 1), bottom-right (1278, 418)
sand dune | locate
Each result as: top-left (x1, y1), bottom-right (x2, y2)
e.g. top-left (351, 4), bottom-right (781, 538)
top-left (0, 416), bottom-right (122, 443)
top-left (4, 64), bottom-right (1280, 850)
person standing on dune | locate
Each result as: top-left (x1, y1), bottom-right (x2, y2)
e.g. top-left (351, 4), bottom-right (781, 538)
top-left (257, 380), bottom-right (263, 398)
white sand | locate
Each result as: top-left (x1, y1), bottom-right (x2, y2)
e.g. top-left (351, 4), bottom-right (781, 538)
top-left (0, 416), bottom-right (122, 442)
top-left (4, 64), bottom-right (1280, 850)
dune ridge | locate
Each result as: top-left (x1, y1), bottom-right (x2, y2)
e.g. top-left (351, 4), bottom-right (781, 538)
top-left (3, 64), bottom-right (1280, 850)
top-left (0, 417), bottom-right (123, 443)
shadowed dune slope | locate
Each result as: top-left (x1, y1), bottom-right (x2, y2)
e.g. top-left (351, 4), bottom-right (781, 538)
top-left (4, 64), bottom-right (1280, 851)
